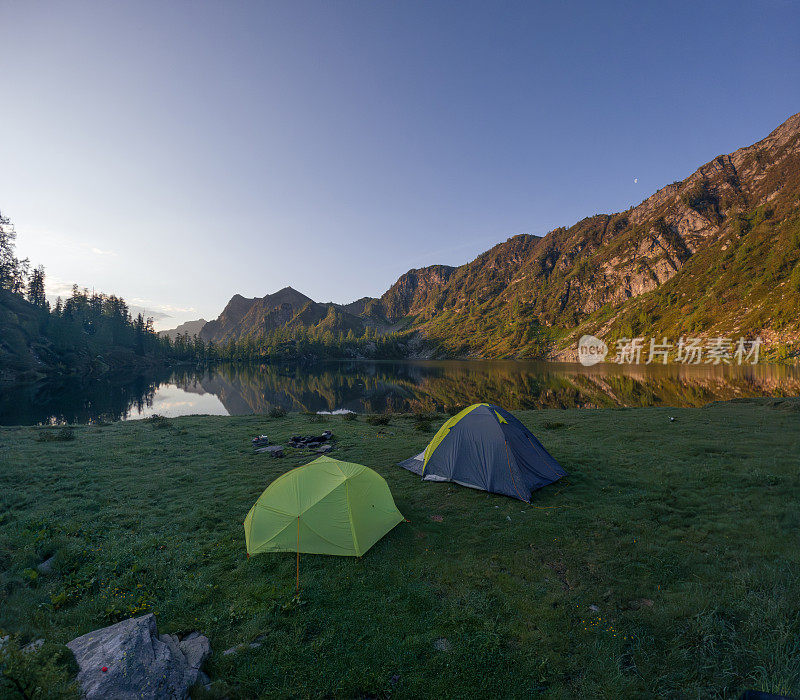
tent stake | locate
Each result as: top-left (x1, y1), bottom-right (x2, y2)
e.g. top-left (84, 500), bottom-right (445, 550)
top-left (296, 516), bottom-right (300, 594)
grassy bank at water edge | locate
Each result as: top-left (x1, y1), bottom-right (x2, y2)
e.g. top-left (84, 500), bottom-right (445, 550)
top-left (1, 400), bottom-right (799, 697)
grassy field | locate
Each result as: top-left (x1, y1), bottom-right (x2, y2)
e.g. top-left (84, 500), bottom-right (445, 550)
top-left (1, 400), bottom-right (799, 698)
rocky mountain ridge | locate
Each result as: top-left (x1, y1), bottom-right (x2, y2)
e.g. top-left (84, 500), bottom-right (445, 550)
top-left (161, 111), bottom-right (800, 358)
top-left (159, 318), bottom-right (208, 341)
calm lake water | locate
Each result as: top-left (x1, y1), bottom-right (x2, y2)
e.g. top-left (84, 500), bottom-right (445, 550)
top-left (1, 360), bottom-right (799, 426)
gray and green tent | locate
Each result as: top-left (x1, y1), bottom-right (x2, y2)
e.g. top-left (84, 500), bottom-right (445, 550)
top-left (399, 403), bottom-right (566, 502)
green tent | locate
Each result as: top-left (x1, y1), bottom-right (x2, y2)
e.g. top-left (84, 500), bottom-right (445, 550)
top-left (244, 456), bottom-right (404, 558)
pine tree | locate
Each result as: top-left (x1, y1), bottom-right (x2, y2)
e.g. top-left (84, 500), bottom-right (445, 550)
top-left (0, 212), bottom-right (30, 294)
top-left (27, 265), bottom-right (47, 307)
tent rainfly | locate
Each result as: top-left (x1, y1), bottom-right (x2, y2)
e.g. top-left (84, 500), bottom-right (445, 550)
top-left (398, 403), bottom-right (566, 502)
top-left (244, 456), bottom-right (404, 588)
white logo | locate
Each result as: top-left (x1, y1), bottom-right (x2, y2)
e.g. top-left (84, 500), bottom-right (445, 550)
top-left (578, 335), bottom-right (608, 366)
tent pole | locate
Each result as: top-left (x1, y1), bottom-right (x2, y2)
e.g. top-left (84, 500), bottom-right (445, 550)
top-left (296, 516), bottom-right (300, 594)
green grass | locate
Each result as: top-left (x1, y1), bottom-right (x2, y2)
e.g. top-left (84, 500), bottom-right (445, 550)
top-left (1, 401), bottom-right (799, 698)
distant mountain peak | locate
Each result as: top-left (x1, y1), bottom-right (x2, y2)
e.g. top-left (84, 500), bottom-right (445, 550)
top-left (159, 318), bottom-right (208, 340)
top-left (200, 286), bottom-right (347, 342)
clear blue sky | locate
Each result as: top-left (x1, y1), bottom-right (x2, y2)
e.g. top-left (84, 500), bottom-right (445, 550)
top-left (1, 1), bottom-right (798, 328)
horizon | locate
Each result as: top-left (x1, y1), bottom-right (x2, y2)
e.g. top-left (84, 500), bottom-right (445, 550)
top-left (2, 1), bottom-right (799, 329)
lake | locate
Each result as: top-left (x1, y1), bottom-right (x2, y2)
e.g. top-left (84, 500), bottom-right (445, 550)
top-left (2, 359), bottom-right (799, 426)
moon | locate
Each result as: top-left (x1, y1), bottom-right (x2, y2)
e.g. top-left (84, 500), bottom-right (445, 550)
top-left (634, 178), bottom-right (638, 184)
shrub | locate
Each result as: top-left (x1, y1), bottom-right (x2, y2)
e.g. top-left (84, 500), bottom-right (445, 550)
top-left (301, 411), bottom-right (325, 423)
top-left (0, 636), bottom-right (79, 699)
top-left (413, 419), bottom-right (432, 432)
top-left (366, 414), bottom-right (390, 426)
top-left (36, 426), bottom-right (75, 442)
top-left (268, 406), bottom-right (287, 418)
top-left (790, 263), bottom-right (800, 293)
top-left (730, 214), bottom-right (751, 238)
top-left (791, 220), bottom-right (800, 250)
top-left (542, 421), bottom-right (566, 430)
top-left (412, 410), bottom-right (437, 422)
top-left (146, 414), bottom-right (186, 435)
top-left (148, 414), bottom-right (172, 429)
top-left (343, 412), bottom-right (358, 421)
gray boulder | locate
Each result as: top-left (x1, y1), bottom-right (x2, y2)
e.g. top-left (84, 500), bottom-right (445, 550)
top-left (37, 555), bottom-right (56, 574)
top-left (66, 613), bottom-right (210, 699)
top-left (255, 445), bottom-right (284, 456)
top-left (179, 632), bottom-right (211, 670)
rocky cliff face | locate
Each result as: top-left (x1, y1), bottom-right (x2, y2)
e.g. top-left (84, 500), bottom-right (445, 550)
top-left (198, 112), bottom-right (800, 357)
top-left (199, 294), bottom-right (258, 342)
top-left (378, 265), bottom-right (456, 322)
top-left (407, 111), bottom-right (800, 356)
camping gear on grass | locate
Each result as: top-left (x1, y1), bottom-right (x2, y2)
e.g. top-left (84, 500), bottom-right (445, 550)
top-left (398, 403), bottom-right (566, 502)
top-left (288, 430), bottom-right (333, 450)
top-left (251, 435), bottom-right (270, 447)
top-left (244, 456), bottom-right (404, 590)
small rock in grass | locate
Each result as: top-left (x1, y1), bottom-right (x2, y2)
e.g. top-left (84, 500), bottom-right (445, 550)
top-left (223, 640), bottom-right (262, 655)
top-left (433, 637), bottom-right (452, 652)
top-left (255, 445), bottom-right (284, 457)
top-left (37, 555), bottom-right (56, 574)
top-left (589, 604), bottom-right (600, 612)
top-left (22, 639), bottom-right (44, 653)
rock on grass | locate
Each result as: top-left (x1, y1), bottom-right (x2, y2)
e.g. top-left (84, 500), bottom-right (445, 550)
top-left (67, 613), bottom-right (210, 699)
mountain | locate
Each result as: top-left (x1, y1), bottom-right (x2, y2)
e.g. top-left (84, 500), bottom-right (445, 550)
top-left (377, 111), bottom-right (800, 358)
top-left (199, 293), bottom-right (261, 341)
top-left (159, 318), bottom-right (207, 341)
top-left (199, 286), bottom-right (367, 343)
top-left (199, 112), bottom-right (800, 359)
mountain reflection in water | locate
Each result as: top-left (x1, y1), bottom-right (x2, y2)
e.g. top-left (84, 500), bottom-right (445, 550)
top-left (1, 360), bottom-right (799, 425)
